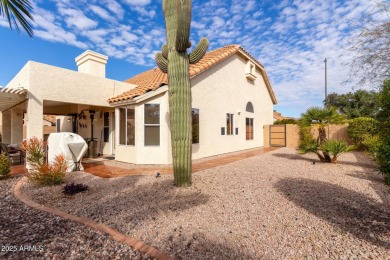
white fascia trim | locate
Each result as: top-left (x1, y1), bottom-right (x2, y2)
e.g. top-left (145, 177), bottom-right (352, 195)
top-left (111, 85), bottom-right (168, 107)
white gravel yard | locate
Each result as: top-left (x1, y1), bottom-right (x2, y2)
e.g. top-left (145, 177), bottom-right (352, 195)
top-left (22, 148), bottom-right (390, 259)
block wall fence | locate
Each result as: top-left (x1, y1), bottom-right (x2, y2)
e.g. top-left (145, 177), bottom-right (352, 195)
top-left (263, 124), bottom-right (351, 148)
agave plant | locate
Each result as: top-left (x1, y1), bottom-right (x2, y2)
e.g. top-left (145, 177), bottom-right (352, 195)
top-left (321, 140), bottom-right (355, 163)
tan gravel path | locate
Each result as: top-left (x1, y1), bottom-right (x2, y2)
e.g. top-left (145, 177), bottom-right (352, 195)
top-left (22, 148), bottom-right (390, 259)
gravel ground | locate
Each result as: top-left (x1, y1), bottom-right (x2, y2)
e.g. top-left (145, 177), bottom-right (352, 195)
top-left (23, 148), bottom-right (390, 259)
top-left (0, 176), bottom-right (149, 260)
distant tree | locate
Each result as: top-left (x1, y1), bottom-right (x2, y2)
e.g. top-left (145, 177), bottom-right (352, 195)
top-left (0, 0), bottom-right (34, 37)
top-left (324, 90), bottom-right (380, 119)
top-left (344, 1), bottom-right (389, 86)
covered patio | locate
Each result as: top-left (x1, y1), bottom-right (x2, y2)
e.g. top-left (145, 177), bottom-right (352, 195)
top-left (1, 50), bottom-right (134, 157)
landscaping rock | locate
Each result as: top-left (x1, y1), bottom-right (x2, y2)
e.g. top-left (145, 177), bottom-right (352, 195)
top-left (0, 177), bottom-right (147, 259)
top-left (20, 148), bottom-right (390, 259)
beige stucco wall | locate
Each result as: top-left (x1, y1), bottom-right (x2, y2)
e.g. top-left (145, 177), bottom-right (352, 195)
top-left (5, 61), bottom-right (134, 150)
top-left (115, 54), bottom-right (275, 164)
top-left (115, 93), bottom-right (172, 164)
top-left (191, 54), bottom-right (274, 159)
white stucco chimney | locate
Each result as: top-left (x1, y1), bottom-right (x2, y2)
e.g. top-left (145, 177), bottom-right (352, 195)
top-left (75, 50), bottom-right (108, 78)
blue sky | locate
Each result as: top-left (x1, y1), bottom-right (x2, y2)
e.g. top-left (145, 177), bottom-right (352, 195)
top-left (0, 0), bottom-right (383, 118)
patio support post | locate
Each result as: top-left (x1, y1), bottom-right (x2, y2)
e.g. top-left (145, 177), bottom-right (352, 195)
top-left (10, 107), bottom-right (24, 145)
top-left (26, 98), bottom-right (43, 141)
top-left (1, 111), bottom-right (11, 144)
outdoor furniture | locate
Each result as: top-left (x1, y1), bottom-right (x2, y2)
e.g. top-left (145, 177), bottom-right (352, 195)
top-left (0, 143), bottom-right (25, 165)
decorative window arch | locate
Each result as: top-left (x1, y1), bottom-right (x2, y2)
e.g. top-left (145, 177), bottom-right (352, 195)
top-left (246, 102), bottom-right (254, 113)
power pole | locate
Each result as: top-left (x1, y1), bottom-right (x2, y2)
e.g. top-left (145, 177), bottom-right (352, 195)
top-left (324, 58), bottom-right (328, 102)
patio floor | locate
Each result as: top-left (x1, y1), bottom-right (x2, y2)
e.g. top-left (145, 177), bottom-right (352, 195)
top-left (10, 147), bottom-right (279, 178)
top-left (83, 147), bottom-right (279, 178)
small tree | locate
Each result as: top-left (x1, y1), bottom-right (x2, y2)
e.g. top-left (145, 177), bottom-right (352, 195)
top-left (376, 79), bottom-right (390, 184)
top-left (298, 106), bottom-right (347, 163)
top-left (344, 1), bottom-right (389, 86)
top-left (21, 137), bottom-right (67, 185)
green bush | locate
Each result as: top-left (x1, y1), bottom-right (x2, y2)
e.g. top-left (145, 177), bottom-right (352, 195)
top-left (0, 153), bottom-right (11, 179)
top-left (274, 118), bottom-right (297, 125)
top-left (22, 137), bottom-right (67, 186)
top-left (321, 140), bottom-right (355, 163)
top-left (376, 79), bottom-right (390, 184)
top-left (347, 117), bottom-right (378, 149)
top-left (362, 135), bottom-right (381, 161)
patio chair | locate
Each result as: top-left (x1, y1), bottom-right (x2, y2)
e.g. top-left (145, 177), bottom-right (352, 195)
top-left (0, 143), bottom-right (24, 165)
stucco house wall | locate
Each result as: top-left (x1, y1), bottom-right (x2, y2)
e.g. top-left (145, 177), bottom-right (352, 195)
top-left (115, 93), bottom-right (172, 164)
top-left (3, 59), bottom-right (134, 153)
top-left (191, 54), bottom-right (273, 159)
top-left (115, 53), bottom-right (274, 164)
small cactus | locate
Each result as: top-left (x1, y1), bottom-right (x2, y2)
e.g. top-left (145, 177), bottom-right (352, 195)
top-left (155, 0), bottom-right (209, 187)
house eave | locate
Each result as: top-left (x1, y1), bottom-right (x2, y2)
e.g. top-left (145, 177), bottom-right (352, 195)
top-left (110, 85), bottom-right (169, 107)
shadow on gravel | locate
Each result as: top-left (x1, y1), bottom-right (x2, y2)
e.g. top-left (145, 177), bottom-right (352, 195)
top-left (275, 178), bottom-right (390, 249)
top-left (271, 151), bottom-right (376, 168)
top-left (161, 232), bottom-right (254, 260)
top-left (79, 178), bottom-right (210, 230)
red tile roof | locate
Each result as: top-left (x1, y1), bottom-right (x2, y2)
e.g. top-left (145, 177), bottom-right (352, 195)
top-left (109, 44), bottom-right (277, 104)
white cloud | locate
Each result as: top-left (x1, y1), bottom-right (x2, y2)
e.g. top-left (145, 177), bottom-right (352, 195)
top-left (89, 5), bottom-right (114, 22)
top-left (132, 6), bottom-right (156, 18)
top-left (105, 0), bottom-right (125, 19)
top-left (123, 0), bottom-right (151, 6)
top-left (58, 7), bottom-right (98, 30)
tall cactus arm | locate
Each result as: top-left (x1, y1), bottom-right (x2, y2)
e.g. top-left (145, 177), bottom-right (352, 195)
top-left (189, 37), bottom-right (209, 64)
top-left (175, 0), bottom-right (192, 52)
top-left (155, 52), bottom-right (168, 73)
top-left (162, 44), bottom-right (169, 59)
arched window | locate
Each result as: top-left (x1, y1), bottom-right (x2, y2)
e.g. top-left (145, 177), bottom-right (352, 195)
top-left (246, 102), bottom-right (254, 113)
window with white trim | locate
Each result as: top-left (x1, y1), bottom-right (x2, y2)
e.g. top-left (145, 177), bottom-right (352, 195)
top-left (119, 107), bottom-right (135, 145)
top-left (192, 108), bottom-right (199, 144)
top-left (144, 104), bottom-right (160, 146)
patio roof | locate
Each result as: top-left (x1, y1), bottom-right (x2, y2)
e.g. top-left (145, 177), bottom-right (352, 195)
top-left (0, 87), bottom-right (27, 112)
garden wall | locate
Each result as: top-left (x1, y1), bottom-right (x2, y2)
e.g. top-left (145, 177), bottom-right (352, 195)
top-left (264, 124), bottom-right (351, 148)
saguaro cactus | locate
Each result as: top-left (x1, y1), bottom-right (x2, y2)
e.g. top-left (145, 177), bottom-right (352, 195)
top-left (155, 0), bottom-right (209, 187)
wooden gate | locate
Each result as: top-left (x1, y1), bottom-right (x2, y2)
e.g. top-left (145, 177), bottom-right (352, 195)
top-left (269, 125), bottom-right (286, 147)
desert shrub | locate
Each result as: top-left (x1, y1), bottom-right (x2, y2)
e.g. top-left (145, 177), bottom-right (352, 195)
top-left (347, 117), bottom-right (378, 149)
top-left (21, 137), bottom-right (46, 169)
top-left (28, 154), bottom-right (67, 185)
top-left (376, 79), bottom-right (390, 184)
top-left (0, 152), bottom-right (11, 179)
top-left (321, 140), bottom-right (355, 163)
top-left (362, 135), bottom-right (381, 161)
top-left (63, 182), bottom-right (89, 195)
top-left (274, 118), bottom-right (297, 125)
top-left (22, 137), bottom-right (67, 185)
